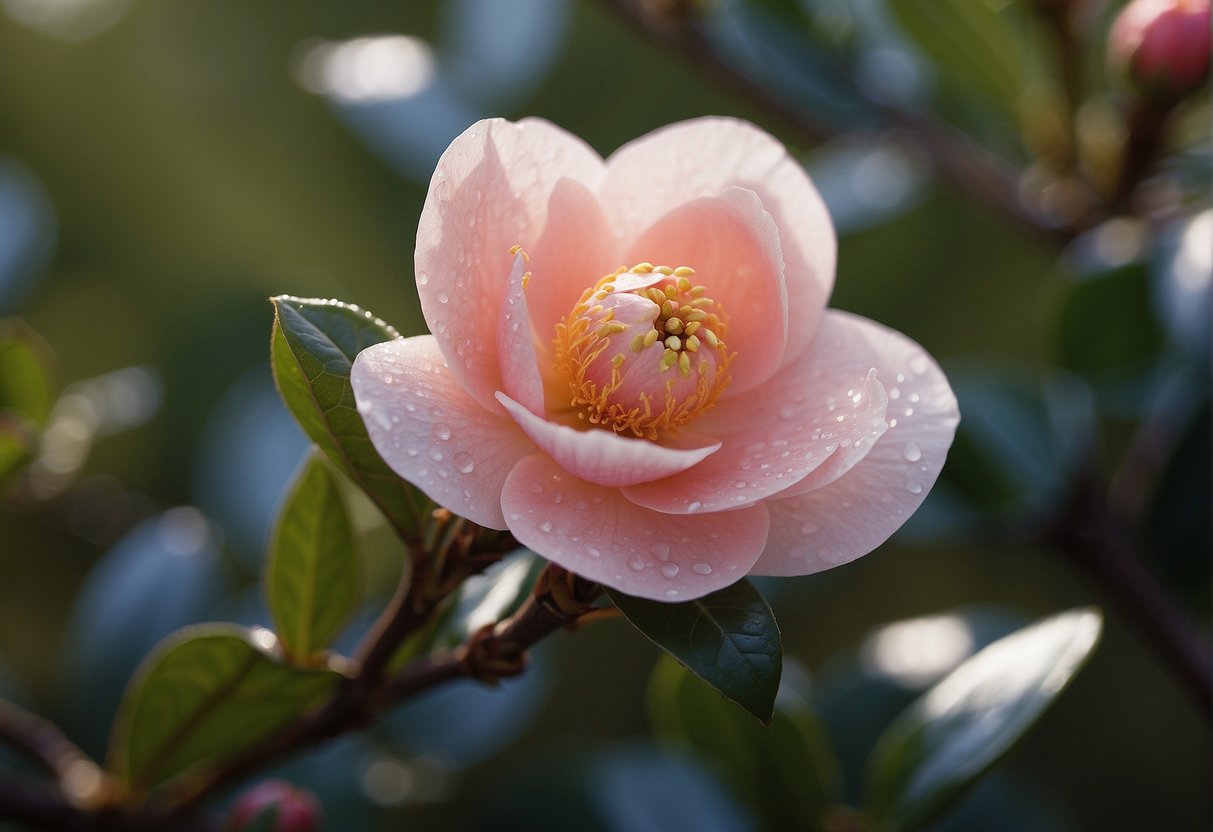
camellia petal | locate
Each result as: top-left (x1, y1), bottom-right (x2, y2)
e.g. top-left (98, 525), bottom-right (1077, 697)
top-left (496, 392), bottom-right (721, 487)
top-left (625, 187), bottom-right (788, 393)
top-left (750, 311), bottom-right (960, 576)
top-left (497, 251), bottom-right (546, 417)
top-left (416, 118), bottom-right (606, 413)
top-left (350, 336), bottom-right (536, 530)
top-left (622, 325), bottom-right (890, 515)
top-left (600, 117), bottom-right (835, 360)
top-left (501, 454), bottom-right (770, 602)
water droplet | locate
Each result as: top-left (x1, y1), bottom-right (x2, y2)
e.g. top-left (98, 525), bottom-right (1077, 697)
top-left (909, 356), bottom-right (928, 374)
top-left (903, 442), bottom-right (922, 462)
top-left (436, 291), bottom-right (449, 304)
top-left (692, 560), bottom-right (713, 575)
top-left (904, 408), bottom-right (914, 417)
top-left (800, 521), bottom-right (819, 535)
top-left (817, 546), bottom-right (842, 564)
top-left (585, 545), bottom-right (601, 558)
top-left (432, 423), bottom-right (451, 441)
top-left (405, 447), bottom-right (419, 457)
top-left (510, 512), bottom-right (521, 521)
top-left (888, 387), bottom-right (901, 400)
top-left (687, 501), bottom-right (702, 512)
top-left (454, 452), bottom-right (475, 474)
top-left (540, 520), bottom-right (553, 533)
top-left (651, 542), bottom-right (670, 560)
top-left (661, 563), bottom-right (680, 579)
top-left (664, 589), bottom-right (680, 600)
top-left (628, 558), bottom-right (646, 572)
top-left (789, 546), bottom-right (806, 559)
top-left (417, 271), bottom-right (429, 285)
top-left (779, 403), bottom-right (795, 419)
top-left (734, 480), bottom-right (746, 489)
top-left (906, 481), bottom-right (923, 494)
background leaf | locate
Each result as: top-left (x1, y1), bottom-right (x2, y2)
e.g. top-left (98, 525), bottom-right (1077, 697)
top-left (648, 655), bottom-right (840, 831)
top-left (265, 448), bottom-right (360, 661)
top-left (270, 295), bottom-right (431, 542)
top-left (864, 607), bottom-right (1103, 830)
top-left (606, 580), bottom-right (781, 724)
top-left (108, 624), bottom-right (340, 794)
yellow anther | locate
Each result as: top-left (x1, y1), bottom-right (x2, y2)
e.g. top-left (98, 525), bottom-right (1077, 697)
top-left (678, 351), bottom-right (691, 378)
top-left (664, 318), bottom-right (684, 335)
top-left (662, 299), bottom-right (679, 317)
top-left (664, 335), bottom-right (682, 351)
top-left (611, 353), bottom-right (626, 368)
top-left (643, 329), bottom-right (660, 348)
top-left (522, 271), bottom-right (532, 288)
top-left (674, 266), bottom-right (695, 277)
top-left (633, 262), bottom-right (654, 273)
top-left (690, 297), bottom-right (713, 307)
top-left (608, 322), bottom-right (628, 334)
top-left (664, 285), bottom-right (678, 299)
top-left (630, 333), bottom-right (647, 352)
top-left (660, 349), bottom-right (678, 372)
top-left (686, 309), bottom-right (708, 322)
top-left (698, 359), bottom-right (709, 375)
top-left (684, 321), bottom-right (702, 336)
top-left (690, 285), bottom-right (707, 297)
top-left (685, 335), bottom-right (700, 352)
top-left (656, 266), bottom-right (674, 276)
top-left (676, 277), bottom-right (693, 292)
top-left (702, 328), bottom-right (719, 348)
top-left (509, 244), bottom-right (530, 261)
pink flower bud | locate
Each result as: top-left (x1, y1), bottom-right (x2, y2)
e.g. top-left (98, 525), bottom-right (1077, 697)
top-left (1109, 0), bottom-right (1211, 103)
top-left (227, 780), bottom-right (323, 832)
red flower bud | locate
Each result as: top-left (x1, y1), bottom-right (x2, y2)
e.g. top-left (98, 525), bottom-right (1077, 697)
top-left (1109, 0), bottom-right (1211, 103)
top-left (227, 780), bottom-right (323, 832)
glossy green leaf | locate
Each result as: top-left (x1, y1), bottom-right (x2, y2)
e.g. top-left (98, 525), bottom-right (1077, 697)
top-left (107, 624), bottom-right (340, 794)
top-left (390, 550), bottom-right (542, 670)
top-left (649, 655), bottom-right (841, 831)
top-left (270, 296), bottom-right (431, 542)
top-left (606, 580), bottom-right (781, 724)
top-left (1052, 263), bottom-right (1164, 378)
top-left (887, 0), bottom-right (1026, 106)
top-left (0, 318), bottom-right (55, 425)
top-left (865, 607), bottom-right (1103, 830)
top-left (265, 448), bottom-right (360, 660)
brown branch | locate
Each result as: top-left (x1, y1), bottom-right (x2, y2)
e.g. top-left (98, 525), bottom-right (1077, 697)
top-left (1050, 463), bottom-right (1212, 707)
top-left (595, 0), bottom-right (1088, 244)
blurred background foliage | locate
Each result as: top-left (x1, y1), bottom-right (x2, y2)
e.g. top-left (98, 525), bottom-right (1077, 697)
top-left (0, 0), bottom-right (1207, 829)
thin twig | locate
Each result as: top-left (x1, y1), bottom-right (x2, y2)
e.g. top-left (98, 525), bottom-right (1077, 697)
top-left (595, 0), bottom-right (1086, 244)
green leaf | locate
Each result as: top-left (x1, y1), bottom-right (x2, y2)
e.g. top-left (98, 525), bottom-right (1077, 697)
top-left (606, 580), bottom-right (781, 724)
top-left (887, 0), bottom-right (1026, 107)
top-left (864, 607), bottom-right (1103, 830)
top-left (265, 448), bottom-right (360, 661)
top-left (270, 296), bottom-right (431, 542)
top-left (0, 318), bottom-right (55, 425)
top-left (1052, 263), bottom-right (1164, 378)
top-left (107, 624), bottom-right (341, 794)
top-left (390, 550), bottom-right (542, 670)
top-left (649, 655), bottom-right (841, 831)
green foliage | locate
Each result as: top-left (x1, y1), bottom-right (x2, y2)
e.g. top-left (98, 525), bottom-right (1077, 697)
top-left (606, 580), bottom-right (782, 724)
top-left (1052, 263), bottom-right (1165, 378)
top-left (0, 318), bottom-right (55, 486)
top-left (265, 448), bottom-right (360, 661)
top-left (270, 296), bottom-right (431, 542)
top-left (107, 624), bottom-right (340, 795)
top-left (864, 608), bottom-right (1103, 830)
top-left (648, 656), bottom-right (841, 832)
top-left (887, 0), bottom-right (1027, 107)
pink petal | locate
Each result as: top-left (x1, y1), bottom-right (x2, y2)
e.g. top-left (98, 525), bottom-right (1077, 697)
top-left (350, 335), bottom-right (536, 530)
top-left (497, 251), bottom-right (545, 417)
top-left (624, 188), bottom-right (787, 393)
top-left (600, 117), bottom-right (835, 361)
top-left (622, 317), bottom-right (890, 515)
top-left (495, 392), bottom-right (721, 487)
top-left (501, 454), bottom-right (769, 601)
top-left (524, 177), bottom-right (622, 344)
top-left (749, 311), bottom-right (959, 576)
top-left (417, 119), bottom-right (606, 413)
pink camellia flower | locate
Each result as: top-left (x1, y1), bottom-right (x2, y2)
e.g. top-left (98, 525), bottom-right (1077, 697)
top-left (351, 118), bottom-right (959, 602)
top-left (1109, 0), bottom-right (1211, 103)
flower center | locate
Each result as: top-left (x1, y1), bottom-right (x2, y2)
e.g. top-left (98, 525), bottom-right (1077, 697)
top-left (553, 262), bottom-right (735, 440)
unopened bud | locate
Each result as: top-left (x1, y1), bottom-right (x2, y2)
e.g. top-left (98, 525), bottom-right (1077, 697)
top-left (1108, 0), bottom-right (1211, 104)
top-left (227, 780), bottom-right (323, 832)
